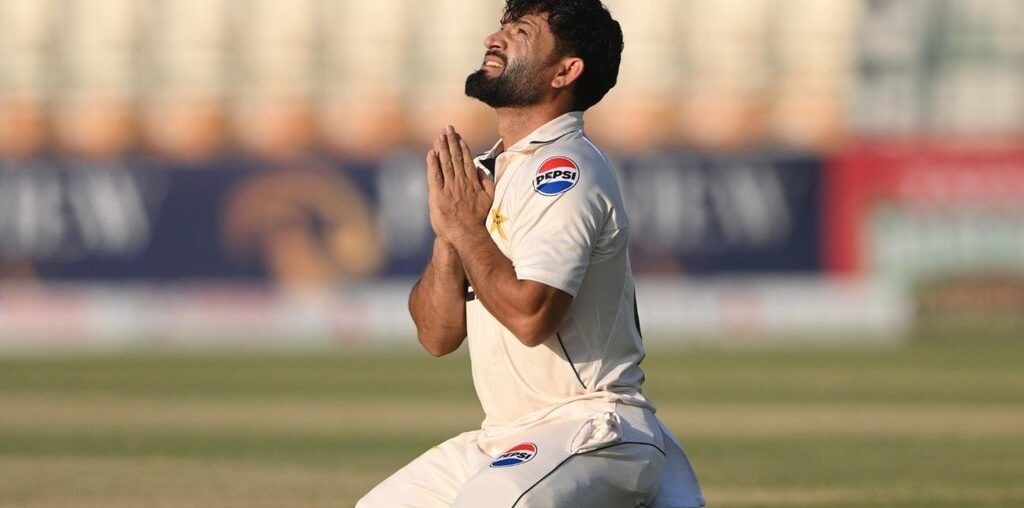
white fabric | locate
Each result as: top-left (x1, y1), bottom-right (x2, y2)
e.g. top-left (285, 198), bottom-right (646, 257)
top-left (359, 112), bottom-right (704, 506)
top-left (355, 430), bottom-right (488, 508)
top-left (651, 420), bottom-right (706, 508)
top-left (568, 411), bottom-right (621, 453)
top-left (357, 401), bottom-right (676, 508)
top-left (467, 112), bottom-right (650, 439)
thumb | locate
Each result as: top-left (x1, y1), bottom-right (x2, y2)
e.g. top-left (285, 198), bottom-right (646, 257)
top-left (482, 175), bottom-right (496, 198)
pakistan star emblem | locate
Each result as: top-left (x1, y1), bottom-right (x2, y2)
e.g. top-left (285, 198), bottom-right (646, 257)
top-left (489, 208), bottom-right (508, 240)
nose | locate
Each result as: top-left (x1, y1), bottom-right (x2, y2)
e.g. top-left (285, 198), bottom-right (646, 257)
top-left (484, 30), bottom-right (506, 52)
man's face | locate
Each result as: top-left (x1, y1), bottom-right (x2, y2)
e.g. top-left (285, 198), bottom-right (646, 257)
top-left (465, 12), bottom-right (560, 108)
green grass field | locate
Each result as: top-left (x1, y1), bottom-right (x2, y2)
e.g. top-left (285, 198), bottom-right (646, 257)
top-left (0, 340), bottom-right (1021, 507)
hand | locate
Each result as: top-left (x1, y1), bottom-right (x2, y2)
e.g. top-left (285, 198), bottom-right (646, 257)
top-left (427, 125), bottom-right (495, 244)
top-left (425, 149), bottom-right (448, 241)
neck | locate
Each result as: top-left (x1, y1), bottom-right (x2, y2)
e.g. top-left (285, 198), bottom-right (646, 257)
top-left (494, 101), bottom-right (573, 150)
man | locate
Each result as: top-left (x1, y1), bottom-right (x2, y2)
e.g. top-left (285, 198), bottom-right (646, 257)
top-left (357, 1), bottom-right (703, 506)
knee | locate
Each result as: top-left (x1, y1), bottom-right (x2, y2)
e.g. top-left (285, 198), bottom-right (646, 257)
top-left (637, 448), bottom-right (667, 497)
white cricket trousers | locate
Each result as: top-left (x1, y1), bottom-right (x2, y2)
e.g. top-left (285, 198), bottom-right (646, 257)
top-left (356, 402), bottom-right (666, 508)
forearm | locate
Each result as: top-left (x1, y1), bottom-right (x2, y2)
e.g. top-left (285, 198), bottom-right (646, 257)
top-left (449, 227), bottom-right (562, 346)
top-left (408, 239), bottom-right (467, 356)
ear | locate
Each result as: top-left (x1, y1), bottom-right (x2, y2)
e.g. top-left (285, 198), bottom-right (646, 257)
top-left (551, 57), bottom-right (584, 90)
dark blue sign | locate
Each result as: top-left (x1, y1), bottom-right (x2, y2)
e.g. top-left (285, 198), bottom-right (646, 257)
top-left (0, 151), bottom-right (823, 282)
top-left (615, 151), bottom-right (823, 273)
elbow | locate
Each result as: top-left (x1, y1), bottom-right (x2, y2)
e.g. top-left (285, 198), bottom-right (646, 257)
top-left (421, 342), bottom-right (456, 357)
top-left (416, 329), bottom-right (465, 357)
top-left (506, 297), bottom-right (572, 348)
top-left (516, 332), bottom-right (549, 348)
top-left (508, 318), bottom-right (557, 348)
top-left (419, 338), bottom-right (457, 357)
top-left (501, 282), bottom-right (574, 348)
top-left (409, 310), bottom-right (464, 357)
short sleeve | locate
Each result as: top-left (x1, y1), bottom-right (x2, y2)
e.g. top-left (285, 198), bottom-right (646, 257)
top-left (509, 156), bottom-right (608, 297)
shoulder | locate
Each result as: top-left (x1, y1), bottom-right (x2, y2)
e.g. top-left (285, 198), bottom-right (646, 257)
top-left (519, 133), bottom-right (618, 200)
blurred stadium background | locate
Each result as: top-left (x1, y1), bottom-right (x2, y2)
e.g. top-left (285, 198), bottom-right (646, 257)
top-left (0, 1), bottom-right (1022, 507)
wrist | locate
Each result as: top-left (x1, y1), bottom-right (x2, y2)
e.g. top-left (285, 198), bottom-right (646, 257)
top-left (434, 234), bottom-right (453, 249)
top-left (447, 224), bottom-right (487, 255)
top-left (432, 237), bottom-right (461, 270)
top-left (433, 236), bottom-right (456, 254)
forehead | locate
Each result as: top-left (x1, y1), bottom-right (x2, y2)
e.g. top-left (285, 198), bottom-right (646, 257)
top-left (501, 10), bottom-right (550, 29)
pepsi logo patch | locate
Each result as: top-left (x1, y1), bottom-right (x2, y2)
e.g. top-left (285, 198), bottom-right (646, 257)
top-left (533, 156), bottom-right (580, 196)
top-left (490, 443), bottom-right (537, 468)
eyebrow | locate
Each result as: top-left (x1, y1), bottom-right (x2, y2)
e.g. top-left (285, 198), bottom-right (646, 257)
top-left (501, 17), bottom-right (538, 32)
top-left (517, 18), bottom-right (539, 30)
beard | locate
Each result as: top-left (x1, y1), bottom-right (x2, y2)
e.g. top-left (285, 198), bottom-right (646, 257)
top-left (465, 55), bottom-right (545, 108)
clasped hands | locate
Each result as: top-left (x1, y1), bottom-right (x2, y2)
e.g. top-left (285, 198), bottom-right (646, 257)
top-left (426, 125), bottom-right (496, 246)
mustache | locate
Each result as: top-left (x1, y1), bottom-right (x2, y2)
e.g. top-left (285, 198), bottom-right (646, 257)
top-left (485, 50), bottom-right (508, 66)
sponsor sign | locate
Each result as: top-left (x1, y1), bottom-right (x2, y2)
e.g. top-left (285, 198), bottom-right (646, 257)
top-left (533, 157), bottom-right (579, 196)
top-left (491, 443), bottom-right (538, 468)
top-left (0, 158), bottom-right (385, 283)
top-left (0, 151), bottom-right (824, 282)
top-left (617, 151), bottom-right (824, 273)
top-left (827, 142), bottom-right (1024, 281)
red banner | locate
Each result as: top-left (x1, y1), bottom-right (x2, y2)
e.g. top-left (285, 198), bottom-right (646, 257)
top-left (826, 140), bottom-right (1024, 275)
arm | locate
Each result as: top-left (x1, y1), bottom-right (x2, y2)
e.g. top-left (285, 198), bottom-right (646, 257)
top-left (408, 146), bottom-right (468, 357)
top-left (408, 238), bottom-right (467, 356)
top-left (431, 126), bottom-right (573, 348)
top-left (448, 227), bottom-right (573, 347)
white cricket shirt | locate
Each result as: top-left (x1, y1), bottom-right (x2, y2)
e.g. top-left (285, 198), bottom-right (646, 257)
top-left (467, 111), bottom-right (651, 433)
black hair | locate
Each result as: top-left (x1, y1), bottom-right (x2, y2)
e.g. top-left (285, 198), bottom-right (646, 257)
top-left (502, 0), bottom-right (624, 111)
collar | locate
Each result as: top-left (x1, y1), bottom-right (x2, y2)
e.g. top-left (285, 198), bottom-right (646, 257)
top-left (474, 111), bottom-right (584, 177)
top-left (506, 110), bottom-right (584, 153)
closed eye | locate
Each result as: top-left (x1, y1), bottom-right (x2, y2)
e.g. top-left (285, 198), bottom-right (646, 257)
top-left (501, 22), bottom-right (530, 37)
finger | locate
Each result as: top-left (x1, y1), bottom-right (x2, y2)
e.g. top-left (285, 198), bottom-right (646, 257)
top-left (434, 131), bottom-right (455, 187)
top-left (446, 126), bottom-right (472, 189)
top-left (426, 149), bottom-right (443, 191)
top-left (481, 173), bottom-right (496, 199)
top-left (457, 136), bottom-right (482, 191)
